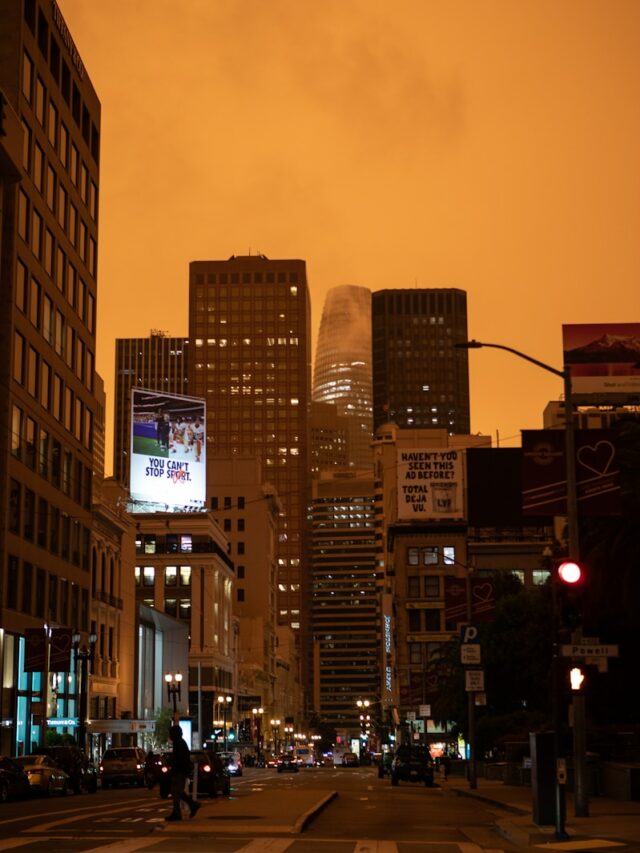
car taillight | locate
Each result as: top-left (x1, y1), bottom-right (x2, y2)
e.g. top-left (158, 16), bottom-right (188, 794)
top-left (99, 765), bottom-right (104, 772)
top-left (161, 767), bottom-right (168, 774)
top-left (202, 765), bottom-right (211, 773)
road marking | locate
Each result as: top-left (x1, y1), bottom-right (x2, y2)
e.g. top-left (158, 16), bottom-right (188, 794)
top-left (354, 843), bottom-right (398, 853)
top-left (236, 840), bottom-right (295, 852)
top-left (24, 802), bottom-right (161, 833)
top-left (0, 797), bottom-right (151, 827)
top-left (0, 840), bottom-right (50, 851)
top-left (80, 838), bottom-right (165, 853)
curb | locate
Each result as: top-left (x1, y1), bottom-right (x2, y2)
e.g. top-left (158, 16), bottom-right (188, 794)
top-left (447, 784), bottom-right (530, 816)
top-left (293, 790), bottom-right (338, 833)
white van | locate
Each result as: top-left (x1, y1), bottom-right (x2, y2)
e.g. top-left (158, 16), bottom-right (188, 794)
top-left (294, 747), bottom-right (315, 767)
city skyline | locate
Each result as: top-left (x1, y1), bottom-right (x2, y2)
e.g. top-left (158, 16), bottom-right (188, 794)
top-left (59, 0), bottom-right (640, 467)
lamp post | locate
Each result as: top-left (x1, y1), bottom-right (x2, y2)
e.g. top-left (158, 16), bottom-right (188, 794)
top-left (284, 724), bottom-right (294, 751)
top-left (218, 695), bottom-right (233, 750)
top-left (252, 706), bottom-right (264, 760)
top-left (164, 672), bottom-right (183, 722)
top-left (72, 631), bottom-right (97, 752)
top-left (356, 699), bottom-right (371, 755)
top-left (457, 338), bottom-right (582, 829)
top-left (270, 718), bottom-right (281, 754)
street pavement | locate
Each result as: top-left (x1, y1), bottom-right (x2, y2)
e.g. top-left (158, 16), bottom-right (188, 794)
top-left (444, 774), bottom-right (640, 850)
top-left (163, 770), bottom-right (640, 849)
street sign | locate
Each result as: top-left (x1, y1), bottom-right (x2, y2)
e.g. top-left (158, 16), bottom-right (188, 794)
top-left (460, 625), bottom-right (479, 644)
top-left (406, 712), bottom-right (416, 721)
top-left (465, 670), bottom-right (485, 692)
top-left (560, 643), bottom-right (619, 658)
top-left (419, 704), bottom-right (431, 718)
top-left (461, 645), bottom-right (481, 664)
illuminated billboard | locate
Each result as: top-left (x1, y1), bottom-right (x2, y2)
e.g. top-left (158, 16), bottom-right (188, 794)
top-left (130, 389), bottom-right (206, 511)
top-left (563, 323), bottom-right (640, 397)
top-left (396, 448), bottom-right (465, 521)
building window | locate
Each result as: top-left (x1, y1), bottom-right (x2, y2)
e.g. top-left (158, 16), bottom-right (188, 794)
top-left (179, 566), bottom-right (191, 586)
top-left (237, 542), bottom-right (245, 555)
top-left (180, 535), bottom-right (192, 553)
top-left (237, 565), bottom-right (245, 579)
top-left (165, 598), bottom-right (177, 617)
top-left (144, 535), bottom-right (156, 554)
top-left (408, 642), bottom-right (423, 665)
top-left (134, 566), bottom-right (141, 587)
top-left (237, 588), bottom-right (245, 602)
top-left (142, 566), bottom-right (155, 587)
top-left (237, 518), bottom-right (245, 532)
top-left (425, 576), bottom-right (440, 598)
top-left (223, 518), bottom-right (231, 532)
top-left (165, 566), bottom-right (177, 586)
top-left (407, 576), bottom-right (420, 598)
top-left (407, 547), bottom-right (419, 566)
top-left (443, 546), bottom-right (455, 565)
top-left (237, 497), bottom-right (245, 510)
top-left (423, 547), bottom-right (439, 565)
top-left (532, 569), bottom-right (549, 586)
top-left (408, 609), bottom-right (421, 631)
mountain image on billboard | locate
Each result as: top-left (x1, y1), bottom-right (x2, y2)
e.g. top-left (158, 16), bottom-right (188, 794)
top-left (563, 323), bottom-right (640, 396)
top-left (129, 389), bottom-right (206, 511)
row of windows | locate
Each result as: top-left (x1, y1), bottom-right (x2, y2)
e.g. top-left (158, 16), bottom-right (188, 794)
top-left (406, 546), bottom-right (456, 566)
top-left (11, 405), bottom-right (92, 508)
top-left (13, 334), bottom-right (94, 447)
top-left (211, 497), bottom-right (246, 511)
top-left (193, 274), bottom-right (299, 287)
top-left (18, 184), bottom-right (96, 281)
top-left (17, 255), bottom-right (96, 341)
top-left (22, 20), bottom-right (100, 166)
top-left (135, 565), bottom-right (192, 587)
top-left (9, 478), bottom-right (91, 567)
top-left (140, 596), bottom-right (191, 622)
top-left (193, 337), bottom-right (300, 348)
top-left (407, 609), bottom-right (442, 632)
top-left (6, 553), bottom-right (89, 630)
top-left (407, 575), bottom-right (441, 598)
top-left (136, 534), bottom-right (194, 555)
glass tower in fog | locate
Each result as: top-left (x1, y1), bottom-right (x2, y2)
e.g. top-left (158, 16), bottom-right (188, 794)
top-left (313, 285), bottom-right (374, 470)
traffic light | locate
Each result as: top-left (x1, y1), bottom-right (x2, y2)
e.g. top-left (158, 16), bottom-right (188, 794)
top-left (555, 559), bottom-right (584, 631)
top-left (228, 728), bottom-right (236, 742)
top-left (570, 667), bottom-right (585, 691)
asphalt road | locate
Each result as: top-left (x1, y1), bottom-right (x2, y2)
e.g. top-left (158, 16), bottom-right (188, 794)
top-left (0, 766), bottom-right (529, 852)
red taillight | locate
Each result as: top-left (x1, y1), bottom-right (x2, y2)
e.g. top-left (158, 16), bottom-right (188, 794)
top-left (202, 765), bottom-right (211, 773)
top-left (161, 766), bottom-right (168, 774)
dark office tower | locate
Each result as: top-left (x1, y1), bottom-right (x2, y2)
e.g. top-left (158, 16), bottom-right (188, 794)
top-left (313, 285), bottom-right (374, 470)
top-left (371, 289), bottom-right (470, 434)
top-left (0, 1), bottom-right (100, 753)
top-left (113, 333), bottom-right (190, 484)
top-left (310, 471), bottom-right (380, 731)
top-left (188, 256), bottom-right (311, 633)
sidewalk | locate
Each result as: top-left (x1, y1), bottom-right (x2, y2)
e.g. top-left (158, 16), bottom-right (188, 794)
top-left (161, 786), bottom-right (337, 835)
top-left (444, 774), bottom-right (640, 848)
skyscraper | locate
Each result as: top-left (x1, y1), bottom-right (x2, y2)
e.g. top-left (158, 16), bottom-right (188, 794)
top-left (188, 255), bottom-right (311, 633)
top-left (371, 289), bottom-right (470, 434)
top-left (313, 285), bottom-right (374, 470)
top-left (0, 0), bottom-right (100, 753)
top-left (113, 333), bottom-right (190, 484)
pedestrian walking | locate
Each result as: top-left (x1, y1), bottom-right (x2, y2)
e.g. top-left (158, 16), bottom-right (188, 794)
top-left (165, 725), bottom-right (200, 821)
top-left (441, 754), bottom-right (451, 781)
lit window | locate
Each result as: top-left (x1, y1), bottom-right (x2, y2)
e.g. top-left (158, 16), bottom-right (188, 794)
top-left (134, 566), bottom-right (141, 586)
top-left (180, 535), bottom-right (192, 553)
top-left (165, 566), bottom-right (177, 586)
top-left (143, 566), bottom-right (155, 587)
top-left (443, 546), bottom-right (455, 565)
top-left (180, 566), bottom-right (191, 586)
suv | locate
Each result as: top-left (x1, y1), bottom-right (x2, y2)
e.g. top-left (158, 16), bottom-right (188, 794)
top-left (158, 750), bottom-right (230, 799)
top-left (99, 747), bottom-right (147, 788)
top-left (32, 746), bottom-right (98, 794)
top-left (390, 745), bottom-right (435, 787)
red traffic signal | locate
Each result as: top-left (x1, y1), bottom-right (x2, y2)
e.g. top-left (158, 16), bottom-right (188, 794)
top-left (557, 560), bottom-right (582, 585)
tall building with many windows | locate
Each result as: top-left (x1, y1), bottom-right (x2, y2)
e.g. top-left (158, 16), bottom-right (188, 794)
top-left (371, 289), bottom-right (470, 435)
top-left (0, 0), bottom-right (101, 754)
top-left (113, 333), bottom-right (190, 484)
top-left (188, 255), bottom-right (311, 634)
top-left (313, 285), bottom-right (374, 470)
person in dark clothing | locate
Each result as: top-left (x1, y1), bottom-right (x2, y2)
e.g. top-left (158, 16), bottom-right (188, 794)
top-left (165, 725), bottom-right (200, 821)
top-left (440, 754), bottom-right (451, 781)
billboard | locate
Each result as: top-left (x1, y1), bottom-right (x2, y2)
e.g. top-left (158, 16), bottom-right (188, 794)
top-left (130, 389), bottom-right (206, 511)
top-left (563, 323), bottom-right (640, 397)
top-left (397, 448), bottom-right (465, 521)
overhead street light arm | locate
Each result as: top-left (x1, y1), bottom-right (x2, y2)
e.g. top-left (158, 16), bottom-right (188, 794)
top-left (455, 340), bottom-right (564, 380)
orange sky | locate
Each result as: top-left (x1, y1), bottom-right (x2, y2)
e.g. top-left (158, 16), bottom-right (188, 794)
top-left (60, 0), bottom-right (640, 467)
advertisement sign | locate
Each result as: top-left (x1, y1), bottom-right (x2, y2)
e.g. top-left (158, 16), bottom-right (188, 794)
top-left (444, 577), bottom-right (495, 628)
top-left (522, 429), bottom-right (621, 516)
top-left (563, 323), bottom-right (640, 397)
top-left (397, 448), bottom-right (465, 521)
top-left (130, 389), bottom-right (206, 511)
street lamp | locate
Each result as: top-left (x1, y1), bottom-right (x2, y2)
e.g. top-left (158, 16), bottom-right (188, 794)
top-left (72, 631), bottom-right (97, 752)
top-left (458, 338), bottom-right (582, 829)
top-left (356, 699), bottom-right (371, 755)
top-left (218, 695), bottom-right (233, 750)
top-left (284, 724), bottom-right (294, 750)
top-left (252, 706), bottom-right (264, 760)
top-left (164, 672), bottom-right (183, 721)
top-left (270, 718), bottom-right (281, 754)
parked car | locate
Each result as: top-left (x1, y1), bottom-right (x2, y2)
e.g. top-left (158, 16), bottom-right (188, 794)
top-left (12, 755), bottom-right (69, 796)
top-left (32, 746), bottom-right (98, 794)
top-left (0, 757), bottom-right (30, 801)
top-left (277, 753), bottom-right (299, 773)
top-left (99, 747), bottom-right (147, 788)
top-left (264, 754), bottom-right (279, 769)
top-left (143, 751), bottom-right (170, 789)
top-left (390, 745), bottom-right (435, 787)
top-left (158, 750), bottom-right (230, 799)
top-left (341, 751), bottom-right (359, 767)
top-left (218, 751), bottom-right (243, 776)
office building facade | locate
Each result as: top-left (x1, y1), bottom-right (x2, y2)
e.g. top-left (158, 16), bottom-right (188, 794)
top-left (313, 285), bottom-right (374, 470)
top-left (188, 255), bottom-right (312, 634)
top-left (0, 0), bottom-right (100, 753)
top-left (371, 289), bottom-right (470, 435)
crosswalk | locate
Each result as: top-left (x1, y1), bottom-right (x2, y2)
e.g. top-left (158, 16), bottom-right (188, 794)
top-left (0, 837), bottom-right (508, 853)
